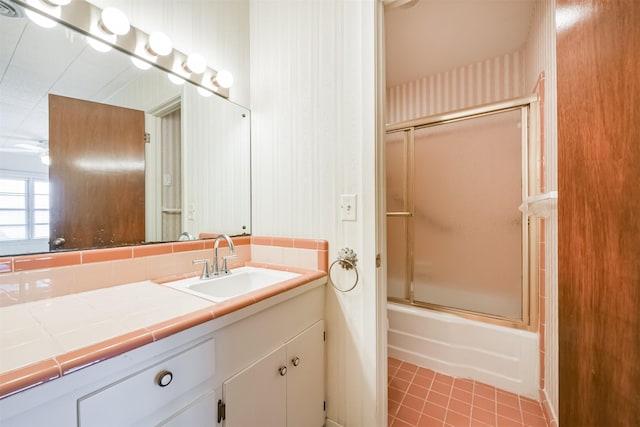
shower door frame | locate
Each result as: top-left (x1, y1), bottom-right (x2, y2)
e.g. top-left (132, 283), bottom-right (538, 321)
top-left (386, 95), bottom-right (540, 330)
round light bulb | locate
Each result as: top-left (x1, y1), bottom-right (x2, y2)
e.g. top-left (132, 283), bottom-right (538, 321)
top-left (212, 70), bottom-right (234, 89)
top-left (100, 7), bottom-right (130, 36)
top-left (131, 57), bottom-right (151, 70)
top-left (43, 0), bottom-right (71, 5)
top-left (147, 32), bottom-right (172, 56)
top-left (168, 73), bottom-right (185, 85)
top-left (184, 53), bottom-right (206, 74)
top-left (197, 87), bottom-right (213, 97)
top-left (25, 0), bottom-right (60, 28)
top-left (87, 35), bottom-right (113, 52)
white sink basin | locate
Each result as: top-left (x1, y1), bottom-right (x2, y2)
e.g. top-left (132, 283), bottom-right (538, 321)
top-left (164, 266), bottom-right (300, 302)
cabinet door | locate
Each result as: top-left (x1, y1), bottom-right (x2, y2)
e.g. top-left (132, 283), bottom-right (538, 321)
top-left (223, 346), bottom-right (287, 427)
top-left (286, 320), bottom-right (325, 427)
top-left (158, 390), bottom-right (216, 426)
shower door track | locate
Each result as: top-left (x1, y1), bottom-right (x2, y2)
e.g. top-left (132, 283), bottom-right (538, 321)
top-left (386, 95), bottom-right (538, 131)
top-left (386, 95), bottom-right (540, 331)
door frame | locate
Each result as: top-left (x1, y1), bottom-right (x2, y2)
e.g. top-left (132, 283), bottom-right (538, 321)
top-left (146, 96), bottom-right (181, 242)
top-left (374, 1), bottom-right (388, 425)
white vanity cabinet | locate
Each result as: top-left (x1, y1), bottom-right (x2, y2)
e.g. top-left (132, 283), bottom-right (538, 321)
top-left (0, 279), bottom-right (326, 427)
top-left (221, 320), bottom-right (325, 427)
top-left (0, 334), bottom-right (217, 427)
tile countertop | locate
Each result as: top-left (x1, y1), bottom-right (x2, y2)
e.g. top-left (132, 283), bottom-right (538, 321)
top-left (0, 262), bottom-right (326, 399)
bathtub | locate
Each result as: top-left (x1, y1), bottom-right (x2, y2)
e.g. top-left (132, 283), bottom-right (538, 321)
top-left (387, 302), bottom-right (539, 398)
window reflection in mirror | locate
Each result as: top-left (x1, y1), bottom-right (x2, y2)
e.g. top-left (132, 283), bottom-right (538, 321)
top-left (0, 13), bottom-right (250, 256)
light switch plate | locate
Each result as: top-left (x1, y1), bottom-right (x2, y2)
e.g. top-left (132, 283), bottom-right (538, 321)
top-left (340, 194), bottom-right (357, 221)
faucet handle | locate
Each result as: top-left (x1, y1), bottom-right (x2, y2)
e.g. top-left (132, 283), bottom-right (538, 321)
top-left (193, 259), bottom-right (212, 279)
top-left (221, 254), bottom-right (237, 274)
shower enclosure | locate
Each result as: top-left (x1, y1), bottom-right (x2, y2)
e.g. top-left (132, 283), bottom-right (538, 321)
top-left (386, 97), bottom-right (539, 328)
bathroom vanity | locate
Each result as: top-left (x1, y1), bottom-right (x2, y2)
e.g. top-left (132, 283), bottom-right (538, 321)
top-left (0, 268), bottom-right (326, 427)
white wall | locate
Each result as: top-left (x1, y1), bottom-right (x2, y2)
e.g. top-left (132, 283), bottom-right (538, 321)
top-left (249, 1), bottom-right (380, 425)
top-left (81, 1), bottom-right (382, 425)
top-left (87, 0), bottom-right (250, 107)
top-left (386, 50), bottom-right (525, 124)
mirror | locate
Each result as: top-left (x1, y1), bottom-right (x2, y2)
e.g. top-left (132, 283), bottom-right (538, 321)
top-left (0, 8), bottom-right (251, 256)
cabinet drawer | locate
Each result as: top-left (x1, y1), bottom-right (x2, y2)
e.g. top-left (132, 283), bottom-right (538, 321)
top-left (78, 338), bottom-right (215, 427)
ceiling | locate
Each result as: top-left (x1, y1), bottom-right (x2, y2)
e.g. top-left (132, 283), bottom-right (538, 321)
top-left (384, 0), bottom-right (537, 88)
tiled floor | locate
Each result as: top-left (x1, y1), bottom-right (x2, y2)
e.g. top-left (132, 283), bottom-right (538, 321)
top-left (388, 357), bottom-right (549, 427)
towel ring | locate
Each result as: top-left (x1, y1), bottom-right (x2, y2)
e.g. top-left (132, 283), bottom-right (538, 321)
top-left (329, 248), bottom-right (359, 293)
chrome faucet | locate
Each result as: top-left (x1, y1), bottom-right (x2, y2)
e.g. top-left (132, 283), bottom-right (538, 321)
top-left (213, 234), bottom-right (236, 276)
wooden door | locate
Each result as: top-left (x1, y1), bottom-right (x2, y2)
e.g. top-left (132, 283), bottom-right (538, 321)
top-left (48, 94), bottom-right (145, 251)
top-left (557, 0), bottom-right (640, 425)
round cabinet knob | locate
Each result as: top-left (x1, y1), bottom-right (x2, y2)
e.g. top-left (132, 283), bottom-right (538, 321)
top-left (279, 366), bottom-right (287, 376)
top-left (155, 370), bottom-right (173, 387)
top-left (292, 357), bottom-right (300, 367)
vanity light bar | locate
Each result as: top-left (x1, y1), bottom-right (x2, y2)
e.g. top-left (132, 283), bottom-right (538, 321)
top-left (13, 0), bottom-right (231, 98)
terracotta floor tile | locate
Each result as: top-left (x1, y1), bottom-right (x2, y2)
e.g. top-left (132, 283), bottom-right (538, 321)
top-left (413, 373), bottom-right (434, 388)
top-left (522, 411), bottom-right (547, 427)
top-left (397, 405), bottom-right (422, 425)
top-left (469, 420), bottom-right (493, 427)
top-left (471, 406), bottom-right (496, 426)
top-left (389, 357), bottom-right (402, 368)
top-left (393, 417), bottom-right (416, 427)
top-left (387, 358), bottom-right (549, 427)
top-left (389, 398), bottom-right (401, 417)
top-left (497, 390), bottom-right (521, 409)
top-left (445, 409), bottom-right (470, 427)
top-left (403, 393), bottom-right (427, 413)
top-left (430, 379), bottom-right (453, 396)
top-left (418, 414), bottom-right (444, 427)
top-left (497, 403), bottom-right (522, 423)
top-left (473, 395), bottom-right (496, 412)
top-left (423, 401), bottom-right (447, 420)
top-left (498, 415), bottom-right (525, 427)
top-left (519, 397), bottom-right (543, 416)
top-left (389, 386), bottom-right (406, 403)
top-left (390, 377), bottom-right (411, 391)
top-left (427, 390), bottom-right (450, 408)
top-left (400, 361), bottom-right (419, 373)
top-left (434, 372), bottom-right (454, 385)
top-left (408, 383), bottom-right (430, 399)
top-left (417, 367), bottom-right (435, 379)
top-left (454, 378), bottom-right (474, 392)
top-left (451, 387), bottom-right (473, 403)
top-left (474, 383), bottom-right (497, 400)
top-left (448, 398), bottom-right (471, 416)
top-left (397, 368), bottom-right (417, 382)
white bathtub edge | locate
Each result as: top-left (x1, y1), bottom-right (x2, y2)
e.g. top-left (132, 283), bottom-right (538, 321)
top-left (387, 302), bottom-right (539, 398)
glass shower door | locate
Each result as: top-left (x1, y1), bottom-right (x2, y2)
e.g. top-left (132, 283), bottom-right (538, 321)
top-left (412, 109), bottom-right (524, 319)
top-left (385, 107), bottom-right (528, 321)
top-left (385, 130), bottom-right (411, 300)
